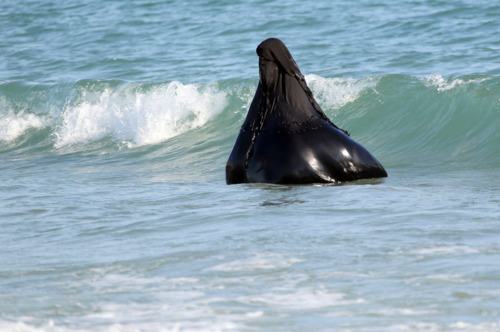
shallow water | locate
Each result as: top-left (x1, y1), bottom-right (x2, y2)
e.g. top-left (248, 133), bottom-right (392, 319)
top-left (1, 0), bottom-right (500, 331)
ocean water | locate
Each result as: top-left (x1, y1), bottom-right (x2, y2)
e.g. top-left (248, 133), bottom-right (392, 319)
top-left (1, 0), bottom-right (500, 331)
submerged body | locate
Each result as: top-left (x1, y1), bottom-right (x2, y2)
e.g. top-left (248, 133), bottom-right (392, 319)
top-left (226, 38), bottom-right (387, 184)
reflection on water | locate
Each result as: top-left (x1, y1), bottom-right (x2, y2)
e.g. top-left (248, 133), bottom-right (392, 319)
top-left (261, 198), bottom-right (305, 207)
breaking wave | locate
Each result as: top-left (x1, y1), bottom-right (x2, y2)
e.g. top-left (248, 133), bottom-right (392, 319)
top-left (1, 74), bottom-right (499, 169)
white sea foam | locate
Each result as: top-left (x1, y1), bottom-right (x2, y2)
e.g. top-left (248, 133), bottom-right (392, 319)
top-left (424, 274), bottom-right (467, 283)
top-left (0, 289), bottom-right (244, 332)
top-left (412, 245), bottom-right (479, 256)
top-left (4, 319), bottom-right (499, 332)
top-left (1, 268), bottom-right (358, 332)
top-left (305, 74), bottom-right (378, 110)
top-left (372, 308), bottom-right (435, 316)
top-left (388, 321), bottom-right (500, 332)
top-left (241, 288), bottom-right (364, 310)
top-left (423, 74), bottom-right (488, 92)
top-left (0, 319), bottom-right (240, 332)
top-left (55, 81), bottom-right (227, 148)
top-left (0, 112), bottom-right (45, 142)
top-left (209, 253), bottom-right (302, 272)
top-left (9, 271), bottom-right (256, 332)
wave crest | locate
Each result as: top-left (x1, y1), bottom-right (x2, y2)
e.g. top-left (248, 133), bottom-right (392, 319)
top-left (422, 74), bottom-right (488, 92)
top-left (306, 74), bottom-right (377, 110)
top-left (0, 112), bottom-right (46, 142)
top-left (55, 81), bottom-right (227, 147)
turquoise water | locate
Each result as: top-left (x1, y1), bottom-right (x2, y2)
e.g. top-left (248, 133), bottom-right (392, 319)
top-left (1, 1), bottom-right (500, 331)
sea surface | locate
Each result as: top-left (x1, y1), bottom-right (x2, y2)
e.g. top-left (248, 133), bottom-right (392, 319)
top-left (1, 0), bottom-right (500, 331)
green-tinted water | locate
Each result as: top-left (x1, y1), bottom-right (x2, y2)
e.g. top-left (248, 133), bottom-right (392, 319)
top-left (1, 0), bottom-right (500, 331)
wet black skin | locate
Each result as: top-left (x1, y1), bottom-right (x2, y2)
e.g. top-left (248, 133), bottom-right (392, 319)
top-left (226, 38), bottom-right (387, 184)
